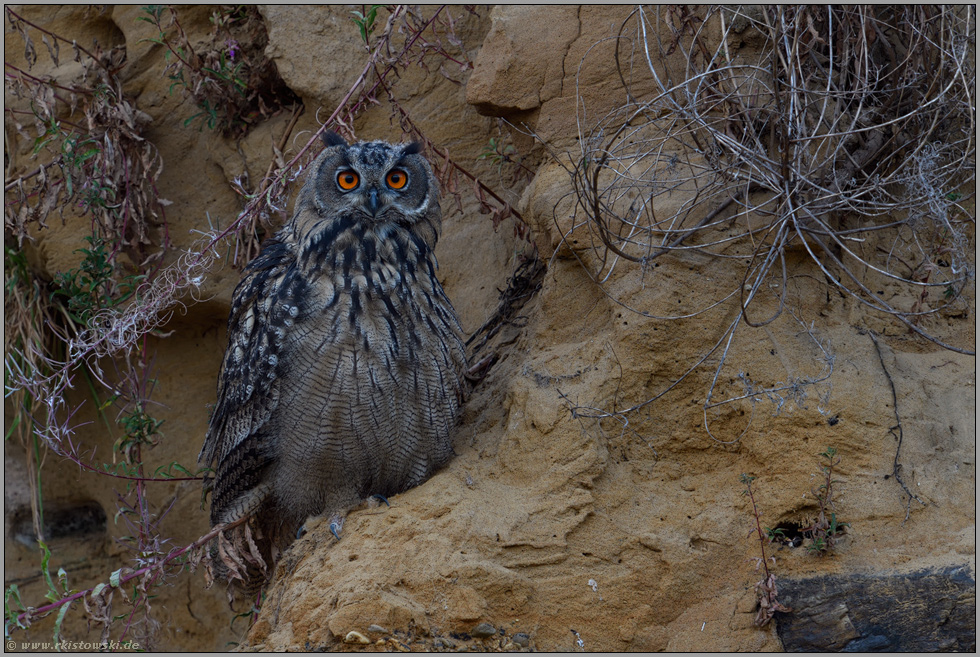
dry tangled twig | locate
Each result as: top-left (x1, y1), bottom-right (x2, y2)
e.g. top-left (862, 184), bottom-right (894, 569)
top-left (542, 5), bottom-right (974, 440)
top-left (572, 5), bottom-right (974, 351)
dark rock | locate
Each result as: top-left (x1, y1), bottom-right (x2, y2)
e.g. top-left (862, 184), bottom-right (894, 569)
top-left (512, 632), bottom-right (530, 647)
top-left (433, 637), bottom-right (456, 649)
top-left (472, 622), bottom-right (497, 638)
top-left (775, 565), bottom-right (975, 652)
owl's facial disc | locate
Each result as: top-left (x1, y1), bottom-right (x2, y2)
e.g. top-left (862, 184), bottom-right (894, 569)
top-left (314, 140), bottom-right (429, 228)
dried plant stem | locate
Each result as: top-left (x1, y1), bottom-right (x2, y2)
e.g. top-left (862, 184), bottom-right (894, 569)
top-left (742, 476), bottom-right (772, 582)
top-left (867, 330), bottom-right (926, 521)
top-left (741, 474), bottom-right (792, 626)
top-left (13, 516), bottom-right (248, 631)
top-left (5, 8), bottom-right (108, 71)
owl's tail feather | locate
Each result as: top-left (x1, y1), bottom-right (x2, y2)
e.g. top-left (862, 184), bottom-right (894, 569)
top-left (214, 479), bottom-right (273, 525)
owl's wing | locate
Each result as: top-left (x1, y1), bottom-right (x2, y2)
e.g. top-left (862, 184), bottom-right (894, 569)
top-left (201, 235), bottom-right (302, 522)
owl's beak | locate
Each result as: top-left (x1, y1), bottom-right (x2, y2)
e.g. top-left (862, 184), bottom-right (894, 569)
top-left (364, 187), bottom-right (382, 217)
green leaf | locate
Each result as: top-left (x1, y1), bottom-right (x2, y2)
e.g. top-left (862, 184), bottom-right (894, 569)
top-left (38, 540), bottom-right (59, 604)
top-left (172, 462), bottom-right (195, 477)
top-left (4, 415), bottom-right (22, 441)
top-left (53, 598), bottom-right (72, 647)
top-left (5, 584), bottom-right (28, 634)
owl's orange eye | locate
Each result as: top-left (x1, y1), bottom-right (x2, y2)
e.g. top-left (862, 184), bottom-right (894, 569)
top-left (386, 169), bottom-right (408, 190)
top-left (337, 170), bottom-right (359, 191)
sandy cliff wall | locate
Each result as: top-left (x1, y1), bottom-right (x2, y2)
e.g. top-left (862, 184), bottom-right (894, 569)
top-left (4, 5), bottom-right (974, 652)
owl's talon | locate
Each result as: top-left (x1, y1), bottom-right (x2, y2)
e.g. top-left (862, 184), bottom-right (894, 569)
top-left (371, 494), bottom-right (390, 507)
top-left (296, 524), bottom-right (308, 540)
top-left (329, 521), bottom-right (343, 541)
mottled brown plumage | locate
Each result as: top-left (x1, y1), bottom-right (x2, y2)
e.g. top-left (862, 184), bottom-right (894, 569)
top-left (200, 131), bottom-right (466, 590)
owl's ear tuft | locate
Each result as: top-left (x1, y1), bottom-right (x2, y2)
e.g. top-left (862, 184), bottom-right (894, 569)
top-left (321, 130), bottom-right (347, 148)
top-left (402, 141), bottom-right (423, 156)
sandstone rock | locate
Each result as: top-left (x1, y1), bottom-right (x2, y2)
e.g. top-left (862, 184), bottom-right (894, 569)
top-left (466, 6), bottom-right (579, 116)
top-left (256, 5), bottom-right (364, 107)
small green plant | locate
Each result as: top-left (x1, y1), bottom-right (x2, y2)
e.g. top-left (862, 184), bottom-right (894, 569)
top-left (115, 400), bottom-right (165, 464)
top-left (38, 540), bottom-right (74, 644)
top-left (4, 541), bottom-right (73, 642)
top-left (802, 447), bottom-right (849, 555)
top-left (478, 136), bottom-right (535, 183)
top-left (139, 5), bottom-right (298, 135)
top-left (765, 526), bottom-right (787, 543)
top-left (6, 7), bottom-right (166, 256)
top-left (351, 5), bottom-right (384, 45)
top-left (5, 584), bottom-right (29, 637)
top-left (31, 115), bottom-right (63, 155)
top-left (478, 137), bottom-right (518, 173)
top-left (52, 235), bottom-right (143, 326)
top-left (60, 133), bottom-right (101, 198)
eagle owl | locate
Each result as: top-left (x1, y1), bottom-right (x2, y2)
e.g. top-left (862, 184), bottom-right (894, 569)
top-left (200, 131), bottom-right (466, 586)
